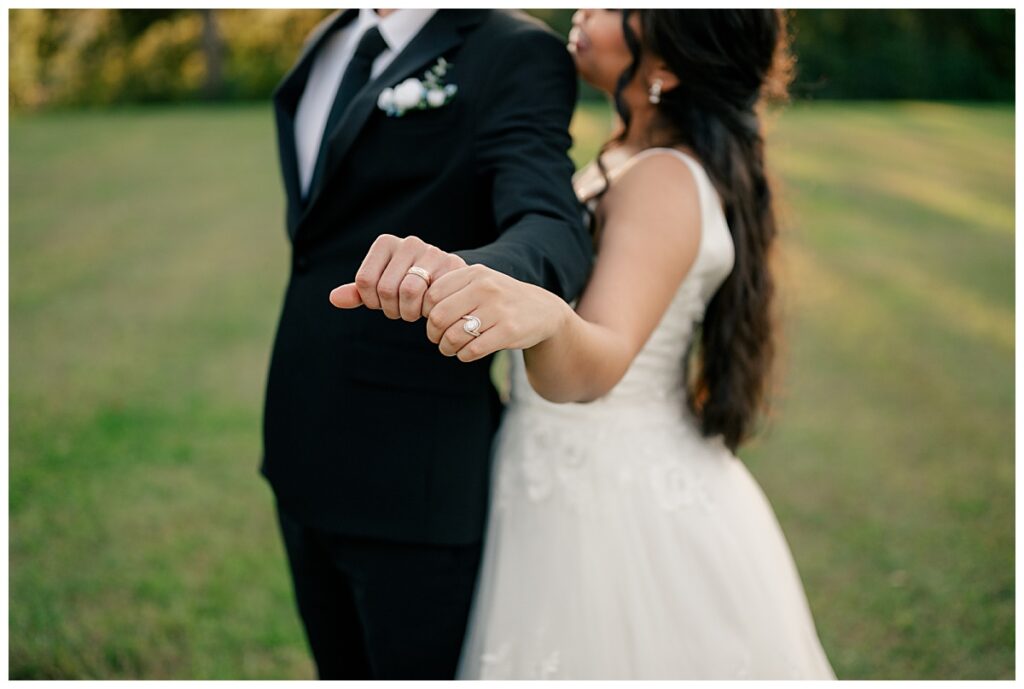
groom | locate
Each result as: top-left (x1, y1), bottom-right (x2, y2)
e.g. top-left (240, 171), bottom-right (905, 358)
top-left (261, 8), bottom-right (592, 680)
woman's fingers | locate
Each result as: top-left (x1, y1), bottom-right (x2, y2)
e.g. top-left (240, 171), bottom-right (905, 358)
top-left (422, 264), bottom-right (488, 319)
top-left (438, 308), bottom-right (498, 357)
top-left (426, 283), bottom-right (482, 345)
top-left (455, 322), bottom-right (509, 362)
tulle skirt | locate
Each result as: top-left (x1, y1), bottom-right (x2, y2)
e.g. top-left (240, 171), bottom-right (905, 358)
top-left (456, 397), bottom-right (835, 680)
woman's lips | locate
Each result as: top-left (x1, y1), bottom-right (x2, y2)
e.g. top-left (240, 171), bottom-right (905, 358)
top-left (568, 25), bottom-right (589, 53)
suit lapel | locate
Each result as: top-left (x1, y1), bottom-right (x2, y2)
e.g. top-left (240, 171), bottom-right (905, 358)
top-left (272, 9), bottom-right (357, 227)
top-left (299, 11), bottom-right (488, 227)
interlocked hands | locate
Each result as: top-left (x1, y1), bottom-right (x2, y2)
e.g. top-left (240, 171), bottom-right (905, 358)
top-left (329, 234), bottom-right (568, 362)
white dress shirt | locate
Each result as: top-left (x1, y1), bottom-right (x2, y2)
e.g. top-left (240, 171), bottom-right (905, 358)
top-left (294, 8), bottom-right (437, 197)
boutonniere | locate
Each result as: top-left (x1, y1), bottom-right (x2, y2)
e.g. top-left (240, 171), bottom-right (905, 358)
top-left (377, 57), bottom-right (458, 118)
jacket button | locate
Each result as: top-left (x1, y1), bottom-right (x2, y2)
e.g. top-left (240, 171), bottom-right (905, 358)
top-left (295, 256), bottom-right (309, 273)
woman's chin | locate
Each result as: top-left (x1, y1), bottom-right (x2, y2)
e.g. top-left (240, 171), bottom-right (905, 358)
top-left (570, 58), bottom-right (594, 86)
top-left (573, 67), bottom-right (607, 95)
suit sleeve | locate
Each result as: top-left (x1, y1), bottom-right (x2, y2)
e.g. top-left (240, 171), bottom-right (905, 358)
top-left (453, 26), bottom-right (594, 302)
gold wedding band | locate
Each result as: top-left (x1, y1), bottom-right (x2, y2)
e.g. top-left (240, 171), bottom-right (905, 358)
top-left (461, 315), bottom-right (482, 338)
top-left (406, 266), bottom-right (432, 286)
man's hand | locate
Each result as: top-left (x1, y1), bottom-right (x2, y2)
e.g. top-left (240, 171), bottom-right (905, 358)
top-left (329, 234), bottom-right (467, 321)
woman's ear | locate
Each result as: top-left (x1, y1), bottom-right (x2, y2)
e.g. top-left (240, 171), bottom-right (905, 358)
top-left (647, 61), bottom-right (680, 94)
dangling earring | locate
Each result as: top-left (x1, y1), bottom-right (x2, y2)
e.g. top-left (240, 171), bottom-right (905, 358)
top-left (648, 78), bottom-right (663, 105)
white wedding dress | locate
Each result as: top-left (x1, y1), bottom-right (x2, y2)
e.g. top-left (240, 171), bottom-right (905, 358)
top-left (456, 149), bottom-right (835, 680)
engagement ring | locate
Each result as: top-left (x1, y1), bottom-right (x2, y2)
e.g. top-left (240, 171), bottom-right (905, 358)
top-left (461, 315), bottom-right (482, 337)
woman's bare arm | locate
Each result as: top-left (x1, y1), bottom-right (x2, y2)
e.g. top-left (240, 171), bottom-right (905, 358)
top-left (416, 151), bottom-right (705, 403)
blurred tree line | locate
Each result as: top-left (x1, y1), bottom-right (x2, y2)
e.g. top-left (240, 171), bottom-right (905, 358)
top-left (9, 8), bottom-right (1014, 111)
top-left (9, 9), bottom-right (331, 109)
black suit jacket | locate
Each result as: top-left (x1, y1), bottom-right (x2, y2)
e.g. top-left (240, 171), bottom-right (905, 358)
top-left (261, 9), bottom-right (593, 545)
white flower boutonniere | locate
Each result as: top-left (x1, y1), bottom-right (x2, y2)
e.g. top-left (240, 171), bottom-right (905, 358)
top-left (377, 57), bottom-right (458, 118)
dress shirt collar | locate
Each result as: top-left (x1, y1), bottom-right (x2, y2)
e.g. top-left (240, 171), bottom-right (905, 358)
top-left (356, 8), bottom-right (437, 53)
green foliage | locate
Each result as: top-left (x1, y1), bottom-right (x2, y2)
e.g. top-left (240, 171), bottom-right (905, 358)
top-left (10, 9), bottom-right (129, 108)
top-left (9, 9), bottom-right (1014, 111)
top-left (217, 10), bottom-right (331, 99)
top-left (121, 12), bottom-right (205, 102)
top-left (524, 9), bottom-right (573, 38)
top-left (791, 10), bottom-right (1014, 100)
top-left (9, 9), bottom-right (330, 109)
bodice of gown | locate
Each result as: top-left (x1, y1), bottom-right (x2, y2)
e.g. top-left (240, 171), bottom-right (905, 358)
top-left (508, 149), bottom-right (736, 423)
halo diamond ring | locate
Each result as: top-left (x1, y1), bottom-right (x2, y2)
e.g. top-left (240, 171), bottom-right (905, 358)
top-left (461, 315), bottom-right (482, 337)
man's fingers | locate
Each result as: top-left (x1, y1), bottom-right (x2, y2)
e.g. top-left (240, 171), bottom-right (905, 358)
top-left (329, 283), bottom-right (363, 309)
top-left (397, 274), bottom-right (428, 322)
top-left (348, 235), bottom-right (469, 320)
top-left (398, 247), bottom-right (450, 322)
top-left (377, 245), bottom-right (422, 319)
top-left (354, 235), bottom-right (397, 310)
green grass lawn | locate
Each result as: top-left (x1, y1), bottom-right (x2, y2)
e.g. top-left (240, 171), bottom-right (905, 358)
top-left (9, 100), bottom-right (1013, 679)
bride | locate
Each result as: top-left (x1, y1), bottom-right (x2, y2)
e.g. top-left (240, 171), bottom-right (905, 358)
top-left (418, 9), bottom-right (835, 679)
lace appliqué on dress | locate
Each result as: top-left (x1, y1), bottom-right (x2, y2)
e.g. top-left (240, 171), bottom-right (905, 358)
top-left (479, 641), bottom-right (561, 679)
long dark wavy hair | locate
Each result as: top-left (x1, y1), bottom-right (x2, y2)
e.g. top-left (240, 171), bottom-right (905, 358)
top-left (598, 10), bottom-right (793, 451)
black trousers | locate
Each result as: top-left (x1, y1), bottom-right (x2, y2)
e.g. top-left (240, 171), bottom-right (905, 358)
top-left (275, 502), bottom-right (484, 679)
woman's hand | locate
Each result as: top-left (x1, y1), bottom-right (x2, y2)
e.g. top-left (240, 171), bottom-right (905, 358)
top-left (422, 264), bottom-right (573, 362)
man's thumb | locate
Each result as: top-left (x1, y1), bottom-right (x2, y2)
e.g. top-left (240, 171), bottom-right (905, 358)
top-left (329, 283), bottom-right (363, 309)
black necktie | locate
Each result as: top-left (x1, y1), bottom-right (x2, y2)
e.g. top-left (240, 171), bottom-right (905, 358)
top-left (322, 25), bottom-right (389, 142)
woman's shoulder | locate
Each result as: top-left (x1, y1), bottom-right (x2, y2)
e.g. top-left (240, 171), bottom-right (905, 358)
top-left (616, 148), bottom-right (734, 285)
top-left (618, 147), bottom-right (706, 189)
top-left (602, 147), bottom-right (702, 221)
top-left (578, 147), bottom-right (703, 203)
